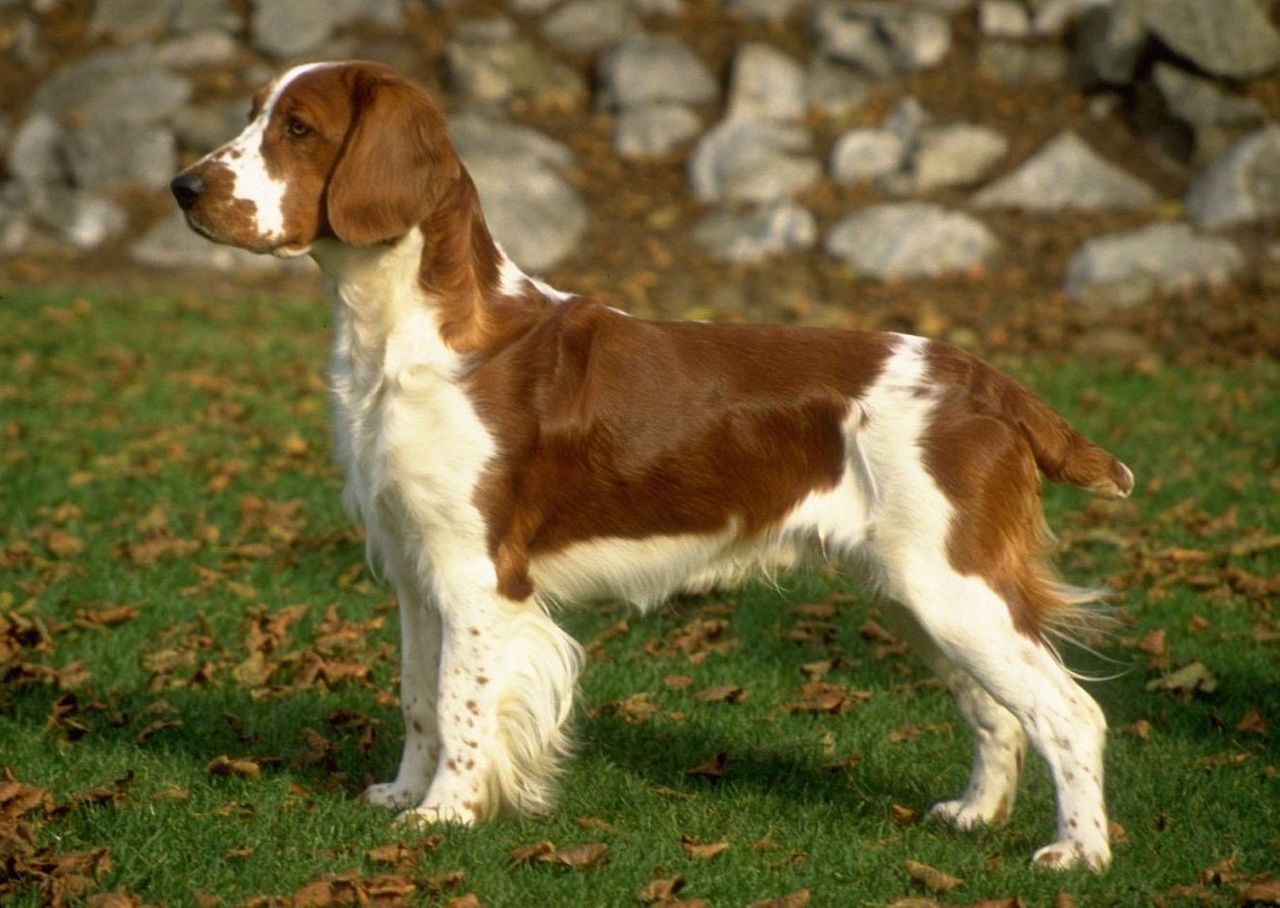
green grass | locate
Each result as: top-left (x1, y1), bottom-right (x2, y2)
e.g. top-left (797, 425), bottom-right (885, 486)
top-left (1, 288), bottom-right (1277, 906)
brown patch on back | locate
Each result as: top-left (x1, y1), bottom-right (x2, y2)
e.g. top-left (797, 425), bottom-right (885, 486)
top-left (467, 306), bottom-right (895, 600)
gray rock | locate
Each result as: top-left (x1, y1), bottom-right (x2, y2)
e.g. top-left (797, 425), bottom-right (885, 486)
top-left (451, 116), bottom-right (588, 271)
top-left (978, 0), bottom-right (1032, 38)
top-left (891, 122), bottom-right (1008, 192)
top-left (7, 113), bottom-right (66, 187)
top-left (33, 47), bottom-right (192, 125)
top-left (597, 33), bottom-right (718, 110)
top-left (172, 99), bottom-right (248, 153)
top-left (1143, 0), bottom-right (1280, 80)
top-left (973, 131), bottom-right (1159, 211)
top-left (0, 183), bottom-right (32, 255)
top-left (63, 121), bottom-right (176, 192)
top-left (131, 210), bottom-right (306, 272)
top-left (1185, 126), bottom-right (1280, 229)
top-left (542, 0), bottom-right (637, 54)
top-left (1072, 0), bottom-right (1146, 85)
top-left (884, 95), bottom-right (931, 140)
top-left (825, 202), bottom-right (998, 279)
top-left (1031, 0), bottom-right (1112, 36)
top-left (693, 202), bottom-right (817, 263)
top-left (728, 0), bottom-right (810, 21)
top-left (447, 18), bottom-right (585, 107)
top-left (89, 0), bottom-right (175, 39)
top-left (614, 103), bottom-right (702, 158)
top-left (31, 186), bottom-right (128, 250)
top-left (830, 128), bottom-right (905, 184)
top-left (512, 0), bottom-right (562, 12)
top-left (171, 0), bottom-right (240, 33)
top-left (978, 41), bottom-right (1068, 84)
top-left (806, 59), bottom-right (871, 117)
top-left (449, 114), bottom-right (577, 173)
top-left (252, 0), bottom-right (335, 57)
top-left (689, 118), bottom-right (822, 204)
top-left (1064, 221), bottom-right (1245, 306)
top-left (812, 1), bottom-right (952, 77)
top-left (728, 43), bottom-right (808, 122)
top-left (1152, 63), bottom-right (1265, 129)
top-left (155, 29), bottom-right (239, 67)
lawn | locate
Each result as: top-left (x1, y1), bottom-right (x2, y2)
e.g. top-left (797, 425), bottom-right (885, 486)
top-left (1, 288), bottom-right (1277, 906)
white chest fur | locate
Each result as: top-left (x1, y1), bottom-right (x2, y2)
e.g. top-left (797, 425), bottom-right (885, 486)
top-left (314, 230), bottom-right (496, 583)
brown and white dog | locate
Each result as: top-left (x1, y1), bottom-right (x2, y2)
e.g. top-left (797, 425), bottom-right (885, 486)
top-left (171, 61), bottom-right (1133, 871)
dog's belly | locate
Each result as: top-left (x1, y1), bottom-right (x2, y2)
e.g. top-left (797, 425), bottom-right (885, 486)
top-left (526, 467), bottom-right (875, 610)
top-left (526, 524), bottom-right (797, 610)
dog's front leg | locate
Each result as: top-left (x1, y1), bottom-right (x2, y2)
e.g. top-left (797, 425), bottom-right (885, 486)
top-left (365, 576), bottom-right (442, 810)
top-left (396, 570), bottom-right (582, 826)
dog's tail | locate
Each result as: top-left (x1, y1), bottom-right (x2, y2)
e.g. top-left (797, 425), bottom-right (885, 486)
top-left (935, 342), bottom-right (1134, 498)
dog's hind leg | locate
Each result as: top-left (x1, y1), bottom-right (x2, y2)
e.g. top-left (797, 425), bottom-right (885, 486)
top-left (886, 561), bottom-right (1110, 870)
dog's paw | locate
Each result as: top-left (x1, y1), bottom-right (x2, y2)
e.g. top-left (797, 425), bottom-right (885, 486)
top-left (394, 803), bottom-right (478, 828)
top-left (1032, 839), bottom-right (1111, 873)
top-left (928, 795), bottom-right (1008, 831)
top-left (363, 781), bottom-right (427, 811)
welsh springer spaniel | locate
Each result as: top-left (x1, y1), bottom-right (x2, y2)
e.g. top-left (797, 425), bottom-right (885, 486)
top-left (171, 61), bottom-right (1133, 871)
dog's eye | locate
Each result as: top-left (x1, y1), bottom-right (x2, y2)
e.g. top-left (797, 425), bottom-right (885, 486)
top-left (286, 116), bottom-right (312, 139)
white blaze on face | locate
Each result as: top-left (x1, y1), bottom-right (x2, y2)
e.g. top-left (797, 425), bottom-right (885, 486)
top-left (198, 62), bottom-right (335, 247)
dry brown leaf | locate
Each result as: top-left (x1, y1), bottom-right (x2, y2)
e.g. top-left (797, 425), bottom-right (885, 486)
top-left (686, 752), bottom-right (728, 781)
top-left (73, 605), bottom-right (138, 629)
top-left (822, 754), bottom-right (862, 772)
top-left (664, 674), bottom-right (694, 690)
top-left (1136, 628), bottom-right (1167, 655)
top-left (509, 841), bottom-right (557, 865)
top-left (86, 889), bottom-right (142, 908)
top-left (891, 804), bottom-right (916, 824)
top-left (207, 755), bottom-right (261, 778)
top-left (446, 894), bottom-right (484, 908)
top-left (905, 859), bottom-right (962, 893)
top-left (695, 684), bottom-right (749, 704)
top-left (638, 874), bottom-right (685, 903)
top-left (1146, 661), bottom-right (1218, 697)
top-left (546, 842), bottom-right (609, 870)
top-left (1053, 893), bottom-right (1075, 908)
top-left (681, 836), bottom-right (729, 860)
top-left (786, 680), bottom-right (870, 716)
top-left (223, 845), bottom-right (253, 859)
top-left (1236, 709), bottom-right (1268, 736)
top-left (1237, 878), bottom-right (1280, 904)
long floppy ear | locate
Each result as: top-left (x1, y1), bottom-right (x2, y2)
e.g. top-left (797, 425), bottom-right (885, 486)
top-left (326, 69), bottom-right (459, 246)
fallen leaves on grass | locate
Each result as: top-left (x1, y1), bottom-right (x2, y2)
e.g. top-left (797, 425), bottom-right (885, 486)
top-left (784, 680), bottom-right (871, 716)
top-left (695, 684), bottom-right (749, 704)
top-left (283, 869), bottom-right (460, 906)
top-left (638, 874), bottom-right (686, 903)
top-left (1146, 661), bottom-right (1218, 698)
top-left (680, 836), bottom-right (728, 860)
top-left (207, 755), bottom-right (262, 778)
top-left (644, 614), bottom-right (737, 664)
top-left (685, 752), bottom-right (728, 781)
top-left (510, 841), bottom-right (609, 870)
top-left (905, 860), bottom-right (962, 894)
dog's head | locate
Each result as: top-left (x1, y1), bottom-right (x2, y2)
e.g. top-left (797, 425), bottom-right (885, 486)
top-left (171, 61), bottom-right (459, 256)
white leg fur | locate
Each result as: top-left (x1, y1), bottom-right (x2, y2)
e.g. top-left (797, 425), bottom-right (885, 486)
top-left (886, 606), bottom-right (1026, 830)
top-left (397, 567), bottom-right (582, 827)
top-left (886, 561), bottom-right (1111, 871)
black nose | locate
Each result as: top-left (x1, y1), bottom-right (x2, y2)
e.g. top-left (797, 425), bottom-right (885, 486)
top-left (171, 172), bottom-right (205, 210)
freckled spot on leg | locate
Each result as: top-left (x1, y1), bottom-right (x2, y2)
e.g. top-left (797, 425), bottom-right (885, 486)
top-left (468, 627), bottom-right (480, 636)
top-left (446, 759), bottom-right (458, 772)
top-left (476, 675), bottom-right (489, 685)
top-left (412, 720), bottom-right (424, 733)
top-left (465, 700), bottom-right (478, 714)
top-left (465, 759), bottom-right (474, 770)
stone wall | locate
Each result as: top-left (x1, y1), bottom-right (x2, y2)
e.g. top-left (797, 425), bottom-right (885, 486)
top-left (1, 0), bottom-right (1277, 308)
